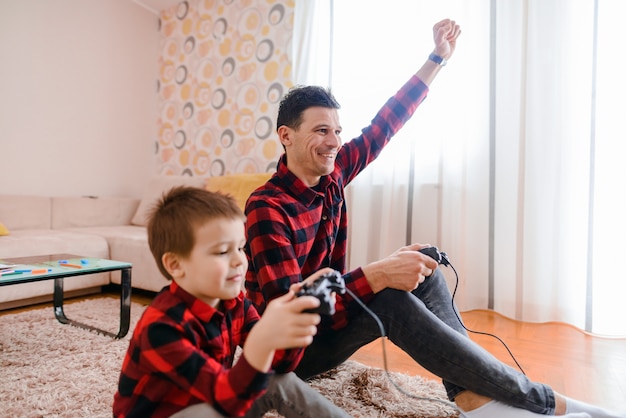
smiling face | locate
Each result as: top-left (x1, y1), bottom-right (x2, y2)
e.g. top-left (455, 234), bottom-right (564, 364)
top-left (163, 217), bottom-right (247, 308)
top-left (279, 106), bottom-right (342, 187)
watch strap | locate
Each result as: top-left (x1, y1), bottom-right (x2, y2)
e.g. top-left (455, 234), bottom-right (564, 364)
top-left (428, 53), bottom-right (447, 66)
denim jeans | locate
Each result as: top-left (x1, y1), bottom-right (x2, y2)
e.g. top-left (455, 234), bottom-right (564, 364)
top-left (170, 372), bottom-right (351, 418)
top-left (294, 269), bottom-right (556, 415)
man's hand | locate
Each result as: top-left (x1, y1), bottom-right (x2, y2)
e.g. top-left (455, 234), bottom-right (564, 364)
top-left (242, 284), bottom-right (321, 372)
top-left (361, 243), bottom-right (439, 293)
top-left (432, 18), bottom-right (461, 60)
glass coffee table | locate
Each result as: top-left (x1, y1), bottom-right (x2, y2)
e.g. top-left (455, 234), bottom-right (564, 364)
top-left (0, 254), bottom-right (132, 339)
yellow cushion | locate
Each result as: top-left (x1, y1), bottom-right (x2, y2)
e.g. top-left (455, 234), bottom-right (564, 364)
top-left (205, 172), bottom-right (273, 211)
top-left (0, 221), bottom-right (9, 236)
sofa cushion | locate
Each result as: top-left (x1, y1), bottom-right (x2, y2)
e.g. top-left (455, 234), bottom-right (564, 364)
top-left (52, 197), bottom-right (139, 229)
top-left (0, 195), bottom-right (52, 230)
top-left (205, 172), bottom-right (274, 211)
top-left (131, 176), bottom-right (206, 227)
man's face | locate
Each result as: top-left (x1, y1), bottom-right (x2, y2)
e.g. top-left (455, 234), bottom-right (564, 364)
top-left (278, 106), bottom-right (342, 187)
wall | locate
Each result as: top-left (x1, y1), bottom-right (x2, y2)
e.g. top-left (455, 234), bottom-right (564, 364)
top-left (155, 0), bottom-right (293, 176)
top-left (0, 0), bottom-right (158, 198)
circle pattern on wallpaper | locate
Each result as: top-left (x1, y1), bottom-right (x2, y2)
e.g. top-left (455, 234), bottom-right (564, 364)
top-left (236, 83), bottom-right (261, 115)
top-left (176, 65), bottom-right (188, 84)
top-left (222, 57), bottom-right (236, 77)
top-left (220, 129), bottom-right (235, 148)
top-left (269, 4), bottom-right (285, 25)
top-left (211, 88), bottom-right (227, 109)
top-left (182, 102), bottom-right (194, 119)
top-left (194, 126), bottom-right (217, 148)
top-left (234, 113), bottom-right (254, 136)
top-left (255, 116), bottom-right (273, 140)
top-left (256, 39), bottom-right (274, 63)
top-left (194, 82), bottom-right (212, 107)
top-left (267, 82), bottom-right (283, 103)
top-left (197, 58), bottom-right (217, 81)
top-left (177, 1), bottom-right (189, 19)
top-left (192, 149), bottom-right (210, 175)
top-left (184, 36), bottom-right (195, 54)
top-left (210, 159), bottom-right (226, 177)
top-left (164, 39), bottom-right (178, 57)
top-left (161, 101), bottom-right (179, 121)
top-left (160, 123), bottom-right (174, 146)
top-left (161, 60), bottom-right (176, 83)
top-left (235, 138), bottom-right (257, 157)
top-left (236, 34), bottom-right (256, 62)
top-left (174, 130), bottom-right (187, 149)
top-left (238, 8), bottom-right (262, 37)
top-left (235, 158), bottom-right (261, 173)
top-left (196, 15), bottom-right (213, 40)
top-left (213, 18), bottom-right (227, 40)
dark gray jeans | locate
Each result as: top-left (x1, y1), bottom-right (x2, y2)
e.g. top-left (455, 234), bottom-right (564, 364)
top-left (294, 269), bottom-right (556, 415)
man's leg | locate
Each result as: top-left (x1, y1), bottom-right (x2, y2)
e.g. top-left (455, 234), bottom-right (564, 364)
top-left (296, 269), bottom-right (556, 414)
top-left (245, 372), bottom-right (351, 418)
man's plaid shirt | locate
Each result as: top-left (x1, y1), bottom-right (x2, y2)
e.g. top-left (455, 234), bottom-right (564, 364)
top-left (245, 75), bottom-right (430, 336)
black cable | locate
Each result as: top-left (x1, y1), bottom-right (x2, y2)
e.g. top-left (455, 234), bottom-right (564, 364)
top-left (447, 262), bottom-right (527, 375)
top-left (344, 287), bottom-right (460, 412)
top-left (343, 254), bottom-right (527, 410)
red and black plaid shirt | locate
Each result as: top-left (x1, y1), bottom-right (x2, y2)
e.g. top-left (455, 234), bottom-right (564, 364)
top-left (245, 75), bottom-right (429, 334)
top-left (113, 281), bottom-right (297, 418)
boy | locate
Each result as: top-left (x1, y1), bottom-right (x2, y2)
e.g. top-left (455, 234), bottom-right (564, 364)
top-left (113, 186), bottom-right (350, 417)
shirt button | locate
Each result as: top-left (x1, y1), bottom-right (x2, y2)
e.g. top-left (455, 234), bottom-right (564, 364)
top-left (322, 215), bottom-right (328, 220)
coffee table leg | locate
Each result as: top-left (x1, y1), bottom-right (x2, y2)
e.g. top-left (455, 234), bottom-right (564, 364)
top-left (117, 268), bottom-right (132, 338)
top-left (53, 268), bottom-right (133, 339)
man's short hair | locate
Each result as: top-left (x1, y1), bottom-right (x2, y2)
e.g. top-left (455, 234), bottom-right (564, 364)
top-left (147, 186), bottom-right (245, 280)
top-left (276, 85), bottom-right (340, 131)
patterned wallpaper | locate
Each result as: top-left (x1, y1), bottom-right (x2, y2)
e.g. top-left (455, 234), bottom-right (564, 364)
top-left (156, 0), bottom-right (294, 177)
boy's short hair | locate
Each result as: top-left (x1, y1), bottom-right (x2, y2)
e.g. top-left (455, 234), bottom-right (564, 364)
top-left (147, 186), bottom-right (245, 281)
top-left (276, 85), bottom-right (340, 131)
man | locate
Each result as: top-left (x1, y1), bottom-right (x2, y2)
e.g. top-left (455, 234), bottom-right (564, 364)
top-left (245, 18), bottom-right (622, 418)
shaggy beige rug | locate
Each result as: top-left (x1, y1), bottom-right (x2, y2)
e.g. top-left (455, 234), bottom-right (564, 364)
top-left (0, 297), bottom-right (459, 418)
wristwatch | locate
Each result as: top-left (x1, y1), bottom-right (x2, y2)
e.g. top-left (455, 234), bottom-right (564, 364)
top-left (428, 53), bottom-right (447, 66)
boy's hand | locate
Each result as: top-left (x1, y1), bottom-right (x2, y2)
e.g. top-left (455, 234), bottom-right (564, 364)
top-left (299, 267), bottom-right (338, 287)
top-left (242, 286), bottom-right (321, 372)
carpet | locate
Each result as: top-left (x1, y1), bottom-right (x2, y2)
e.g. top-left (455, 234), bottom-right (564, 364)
top-left (0, 297), bottom-right (459, 418)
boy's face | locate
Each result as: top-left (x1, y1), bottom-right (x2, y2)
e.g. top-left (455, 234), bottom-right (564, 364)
top-left (169, 217), bottom-right (247, 308)
top-left (279, 106), bottom-right (341, 187)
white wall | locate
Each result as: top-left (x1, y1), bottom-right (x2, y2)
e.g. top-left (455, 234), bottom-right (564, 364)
top-left (0, 0), bottom-right (158, 198)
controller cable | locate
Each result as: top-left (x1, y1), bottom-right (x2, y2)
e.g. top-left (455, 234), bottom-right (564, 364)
top-left (442, 253), bottom-right (526, 375)
top-left (344, 287), bottom-right (459, 411)
top-left (342, 252), bottom-right (526, 411)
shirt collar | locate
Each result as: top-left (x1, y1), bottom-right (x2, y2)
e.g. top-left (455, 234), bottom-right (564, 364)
top-left (276, 154), bottom-right (336, 205)
top-left (169, 280), bottom-right (242, 322)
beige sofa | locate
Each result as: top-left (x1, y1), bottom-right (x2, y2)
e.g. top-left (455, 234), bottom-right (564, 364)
top-left (0, 173), bottom-right (272, 309)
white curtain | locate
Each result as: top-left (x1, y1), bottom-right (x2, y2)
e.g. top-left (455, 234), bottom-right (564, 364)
top-left (492, 0), bottom-right (626, 336)
top-left (293, 0), bottom-right (626, 336)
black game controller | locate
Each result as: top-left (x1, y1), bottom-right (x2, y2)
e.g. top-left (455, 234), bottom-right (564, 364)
top-left (419, 246), bottom-right (450, 267)
top-left (297, 271), bottom-right (346, 315)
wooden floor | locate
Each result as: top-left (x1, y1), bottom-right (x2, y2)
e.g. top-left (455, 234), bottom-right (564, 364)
top-left (4, 290), bottom-right (625, 412)
top-left (350, 309), bottom-right (626, 413)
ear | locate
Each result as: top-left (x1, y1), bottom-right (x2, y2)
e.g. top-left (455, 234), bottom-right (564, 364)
top-left (162, 252), bottom-right (185, 280)
top-left (277, 125), bottom-right (293, 147)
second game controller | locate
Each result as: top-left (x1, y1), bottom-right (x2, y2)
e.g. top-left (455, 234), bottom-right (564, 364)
top-left (418, 246), bottom-right (450, 266)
